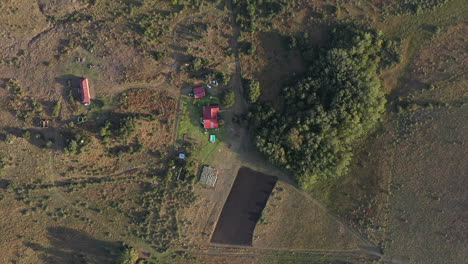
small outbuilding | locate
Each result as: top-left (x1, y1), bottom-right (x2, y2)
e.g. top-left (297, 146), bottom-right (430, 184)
top-left (79, 78), bottom-right (91, 106)
top-left (178, 153), bottom-right (186, 159)
top-left (199, 166), bottom-right (218, 187)
top-left (193, 86), bottom-right (206, 98)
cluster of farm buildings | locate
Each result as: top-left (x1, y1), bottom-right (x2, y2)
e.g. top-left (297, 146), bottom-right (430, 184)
top-left (193, 86), bottom-right (220, 130)
top-left (79, 78), bottom-right (220, 187)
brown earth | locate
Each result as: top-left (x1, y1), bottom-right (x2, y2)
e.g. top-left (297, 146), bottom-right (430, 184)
top-left (211, 167), bottom-right (277, 246)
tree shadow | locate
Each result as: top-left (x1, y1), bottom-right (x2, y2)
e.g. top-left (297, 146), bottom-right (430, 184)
top-left (55, 74), bottom-right (83, 106)
top-left (24, 227), bottom-right (121, 264)
top-left (3, 126), bottom-right (62, 150)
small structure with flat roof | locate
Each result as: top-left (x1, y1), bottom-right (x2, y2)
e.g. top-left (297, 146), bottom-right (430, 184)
top-left (199, 166), bottom-right (218, 187)
top-left (193, 86), bottom-right (206, 98)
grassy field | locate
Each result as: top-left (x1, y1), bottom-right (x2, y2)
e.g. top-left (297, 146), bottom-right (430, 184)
top-left (177, 94), bottom-right (226, 164)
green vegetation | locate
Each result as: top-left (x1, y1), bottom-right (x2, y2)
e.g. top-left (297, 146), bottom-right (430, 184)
top-left (250, 24), bottom-right (389, 189)
top-left (382, 0), bottom-right (449, 15)
top-left (51, 100), bottom-right (61, 117)
top-left (99, 115), bottom-right (137, 141)
top-left (177, 96), bottom-right (225, 163)
top-left (232, 0), bottom-right (287, 32)
top-left (221, 90), bottom-right (235, 108)
top-left (244, 78), bottom-right (261, 103)
top-left (118, 246), bottom-right (139, 264)
top-left (6, 79), bottom-right (23, 95)
top-left (63, 131), bottom-right (90, 155)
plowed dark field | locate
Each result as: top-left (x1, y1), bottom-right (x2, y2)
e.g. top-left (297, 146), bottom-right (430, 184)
top-left (211, 167), bottom-right (277, 245)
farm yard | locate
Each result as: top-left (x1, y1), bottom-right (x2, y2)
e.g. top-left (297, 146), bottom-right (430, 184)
top-left (0, 0), bottom-right (466, 263)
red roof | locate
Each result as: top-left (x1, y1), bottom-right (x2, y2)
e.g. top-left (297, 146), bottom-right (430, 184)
top-left (203, 106), bottom-right (219, 129)
top-left (80, 78), bottom-right (91, 105)
top-left (193, 86), bottom-right (206, 98)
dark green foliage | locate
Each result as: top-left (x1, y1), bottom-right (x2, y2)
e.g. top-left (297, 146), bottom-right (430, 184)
top-left (151, 51), bottom-right (165, 61)
top-left (243, 78), bottom-right (261, 103)
top-left (51, 101), bottom-right (61, 117)
top-left (179, 56), bottom-right (209, 73)
top-left (51, 11), bottom-right (94, 24)
top-left (233, 0), bottom-right (286, 32)
top-left (31, 100), bottom-right (43, 112)
top-left (23, 130), bottom-right (32, 140)
top-left (250, 24), bottom-right (388, 189)
top-left (380, 39), bottom-right (401, 70)
top-left (238, 41), bottom-right (256, 55)
top-left (382, 0), bottom-right (449, 15)
top-left (203, 69), bottom-right (231, 85)
top-left (221, 90), bottom-right (236, 108)
top-left (63, 131), bottom-right (90, 155)
top-left (108, 140), bottom-right (145, 157)
top-left (118, 246), bottom-right (139, 264)
top-left (6, 79), bottom-right (22, 95)
top-left (287, 36), bottom-right (298, 49)
top-left (0, 152), bottom-right (6, 171)
top-left (99, 115), bottom-right (137, 141)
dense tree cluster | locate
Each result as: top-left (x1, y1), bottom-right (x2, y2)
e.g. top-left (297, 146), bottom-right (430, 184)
top-left (250, 25), bottom-right (387, 189)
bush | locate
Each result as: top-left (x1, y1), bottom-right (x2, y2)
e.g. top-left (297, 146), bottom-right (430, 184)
top-left (23, 130), bottom-right (32, 140)
top-left (221, 90), bottom-right (235, 108)
top-left (151, 51), bottom-right (165, 61)
top-left (52, 101), bottom-right (61, 117)
top-left (6, 79), bottom-right (22, 95)
top-left (63, 132), bottom-right (90, 155)
top-left (244, 78), bottom-right (261, 103)
top-left (118, 247), bottom-right (139, 264)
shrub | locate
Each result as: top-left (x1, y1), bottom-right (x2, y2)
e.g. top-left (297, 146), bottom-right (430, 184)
top-left (221, 90), bottom-right (235, 108)
top-left (23, 130), bottom-right (32, 140)
top-left (63, 132), bottom-right (90, 155)
top-left (244, 79), bottom-right (261, 103)
top-left (118, 246), bottom-right (139, 264)
top-left (151, 51), bottom-right (165, 61)
top-left (52, 101), bottom-right (61, 117)
top-left (6, 79), bottom-right (22, 95)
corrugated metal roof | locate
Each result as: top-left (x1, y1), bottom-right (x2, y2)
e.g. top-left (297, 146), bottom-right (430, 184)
top-left (80, 78), bottom-right (91, 105)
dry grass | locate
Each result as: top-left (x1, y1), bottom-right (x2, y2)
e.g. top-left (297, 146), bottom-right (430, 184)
top-left (253, 181), bottom-right (369, 250)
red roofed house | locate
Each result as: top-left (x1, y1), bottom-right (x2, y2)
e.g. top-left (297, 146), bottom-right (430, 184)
top-left (79, 78), bottom-right (91, 106)
top-left (203, 105), bottom-right (219, 129)
top-left (193, 86), bottom-right (206, 98)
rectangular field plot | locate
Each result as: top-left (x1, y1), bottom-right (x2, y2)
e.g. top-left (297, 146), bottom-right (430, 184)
top-left (211, 167), bottom-right (277, 245)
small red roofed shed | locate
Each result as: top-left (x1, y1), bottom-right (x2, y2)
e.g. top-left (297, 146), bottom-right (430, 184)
top-left (193, 86), bottom-right (206, 98)
top-left (203, 105), bottom-right (219, 129)
top-left (80, 78), bottom-right (91, 105)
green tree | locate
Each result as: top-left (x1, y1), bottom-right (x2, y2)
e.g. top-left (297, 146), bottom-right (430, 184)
top-left (245, 79), bottom-right (261, 103)
top-left (118, 247), bottom-right (139, 264)
top-left (221, 90), bottom-right (236, 108)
